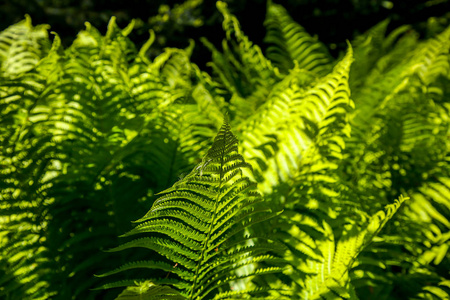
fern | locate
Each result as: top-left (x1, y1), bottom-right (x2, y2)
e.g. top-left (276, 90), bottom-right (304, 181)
top-left (1, 2), bottom-right (450, 300)
top-left (114, 281), bottom-right (185, 300)
top-left (264, 0), bottom-right (333, 75)
top-left (0, 15), bottom-right (50, 77)
top-left (238, 45), bottom-right (353, 193)
top-left (0, 16), bottom-right (219, 299)
top-left (339, 20), bottom-right (450, 300)
top-left (318, 197), bottom-right (405, 300)
top-left (97, 120), bottom-right (286, 299)
top-left (202, 2), bottom-right (281, 124)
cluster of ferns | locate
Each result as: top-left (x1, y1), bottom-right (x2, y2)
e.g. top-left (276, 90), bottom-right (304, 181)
top-left (1, 1), bottom-right (450, 299)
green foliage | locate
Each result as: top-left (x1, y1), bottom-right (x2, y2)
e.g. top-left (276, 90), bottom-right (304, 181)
top-left (1, 1), bottom-right (450, 300)
top-left (114, 281), bottom-right (185, 300)
top-left (264, 0), bottom-right (333, 75)
top-left (96, 121), bottom-right (285, 299)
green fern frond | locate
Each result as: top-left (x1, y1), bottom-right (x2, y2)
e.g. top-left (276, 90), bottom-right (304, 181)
top-left (202, 1), bottom-right (281, 123)
top-left (264, 1), bottom-right (333, 75)
top-left (1, 17), bottom-right (203, 299)
top-left (408, 177), bottom-right (450, 265)
top-left (0, 15), bottom-right (50, 76)
top-left (344, 24), bottom-right (450, 210)
top-left (114, 281), bottom-right (185, 300)
top-left (407, 26), bottom-right (450, 85)
top-left (216, 1), bottom-right (275, 78)
top-left (349, 19), bottom-right (391, 87)
top-left (296, 196), bottom-right (407, 299)
top-left (417, 282), bottom-right (450, 300)
top-left (99, 121), bottom-right (284, 299)
top-left (238, 46), bottom-right (353, 193)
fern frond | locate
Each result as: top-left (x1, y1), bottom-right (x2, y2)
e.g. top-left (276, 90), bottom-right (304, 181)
top-left (264, 1), bottom-right (333, 75)
top-left (216, 1), bottom-right (276, 79)
top-left (202, 1), bottom-right (281, 123)
top-left (0, 15), bottom-right (50, 76)
top-left (100, 121), bottom-right (284, 299)
top-left (296, 196), bottom-right (407, 299)
top-left (0, 17), bottom-right (195, 299)
top-left (407, 177), bottom-right (450, 265)
top-left (238, 46), bottom-right (353, 193)
top-left (114, 281), bottom-right (185, 300)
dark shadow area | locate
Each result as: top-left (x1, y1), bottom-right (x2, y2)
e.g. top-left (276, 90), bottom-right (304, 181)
top-left (1, 0), bottom-right (450, 70)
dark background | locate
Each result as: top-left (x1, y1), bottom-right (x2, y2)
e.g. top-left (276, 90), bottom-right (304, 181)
top-left (1, 0), bottom-right (450, 68)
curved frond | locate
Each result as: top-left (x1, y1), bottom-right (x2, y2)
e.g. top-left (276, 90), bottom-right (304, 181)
top-left (264, 1), bottom-right (333, 75)
top-left (100, 121), bottom-right (284, 299)
top-left (0, 15), bottom-right (50, 76)
top-left (295, 196), bottom-right (407, 299)
top-left (239, 46), bottom-right (353, 193)
top-left (202, 1), bottom-right (281, 123)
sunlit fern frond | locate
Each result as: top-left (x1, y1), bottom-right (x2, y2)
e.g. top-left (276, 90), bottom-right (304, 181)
top-left (129, 49), bottom-right (184, 112)
top-left (415, 280), bottom-right (450, 300)
top-left (97, 121), bottom-right (286, 300)
top-left (349, 18), bottom-right (417, 90)
top-left (115, 106), bottom-right (216, 192)
top-left (0, 22), bottom-right (61, 297)
top-left (292, 196), bottom-right (407, 300)
top-left (406, 177), bottom-right (450, 266)
top-left (216, 1), bottom-right (277, 87)
top-left (381, 178), bottom-right (450, 299)
top-left (406, 26), bottom-right (450, 85)
top-left (0, 83), bottom-right (60, 299)
top-left (189, 65), bottom-right (226, 128)
top-left (156, 42), bottom-right (196, 89)
top-left (201, 1), bottom-right (282, 124)
top-left (352, 24), bottom-right (450, 117)
top-left (238, 46), bottom-right (353, 193)
top-left (103, 17), bottom-right (138, 66)
top-left (0, 15), bottom-right (50, 77)
top-left (349, 19), bottom-right (391, 88)
top-left (114, 281), bottom-right (185, 300)
top-left (264, 0), bottom-right (333, 75)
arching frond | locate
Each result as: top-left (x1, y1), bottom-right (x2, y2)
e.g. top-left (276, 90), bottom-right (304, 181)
top-left (97, 121), bottom-right (285, 299)
top-left (294, 196), bottom-right (407, 299)
top-left (202, 1), bottom-right (281, 124)
top-left (264, 1), bottom-right (333, 75)
top-left (238, 46), bottom-right (353, 193)
top-left (0, 15), bottom-right (50, 76)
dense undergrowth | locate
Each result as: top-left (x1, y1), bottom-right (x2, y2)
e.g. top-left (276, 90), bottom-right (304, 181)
top-left (1, 1), bottom-right (450, 299)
